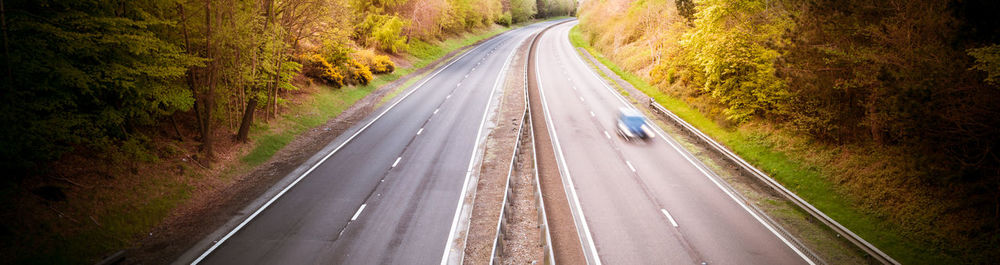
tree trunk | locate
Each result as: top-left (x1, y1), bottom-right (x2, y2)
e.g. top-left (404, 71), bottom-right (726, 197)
top-left (203, 0), bottom-right (215, 160)
top-left (1, 0), bottom-right (12, 86)
top-left (236, 97), bottom-right (257, 142)
top-left (177, 3), bottom-right (204, 142)
top-left (170, 114), bottom-right (184, 141)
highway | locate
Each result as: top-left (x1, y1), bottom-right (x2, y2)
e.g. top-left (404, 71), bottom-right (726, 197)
top-left (187, 21), bottom-right (554, 265)
top-left (533, 21), bottom-right (815, 265)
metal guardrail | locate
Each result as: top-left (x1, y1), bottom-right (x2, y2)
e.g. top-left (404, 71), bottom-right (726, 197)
top-left (488, 24), bottom-right (557, 264)
top-left (647, 99), bottom-right (900, 265)
top-left (488, 109), bottom-right (526, 265)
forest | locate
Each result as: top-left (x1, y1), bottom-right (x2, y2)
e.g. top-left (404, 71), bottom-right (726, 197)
top-left (0, 0), bottom-right (573, 177)
top-left (0, 0), bottom-right (574, 263)
top-left (577, 0), bottom-right (999, 263)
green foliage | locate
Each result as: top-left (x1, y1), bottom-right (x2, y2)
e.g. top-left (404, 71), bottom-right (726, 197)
top-left (356, 14), bottom-right (409, 53)
top-left (536, 0), bottom-right (577, 17)
top-left (579, 0), bottom-right (1000, 263)
top-left (321, 40), bottom-right (354, 66)
top-left (496, 12), bottom-right (512, 27)
top-left (510, 0), bottom-right (538, 23)
top-left (969, 44), bottom-right (1000, 86)
top-left (682, 0), bottom-right (792, 123)
top-left (0, 0), bottom-right (202, 174)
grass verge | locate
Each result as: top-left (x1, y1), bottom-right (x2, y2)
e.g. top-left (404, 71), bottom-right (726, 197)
top-left (568, 25), bottom-right (951, 264)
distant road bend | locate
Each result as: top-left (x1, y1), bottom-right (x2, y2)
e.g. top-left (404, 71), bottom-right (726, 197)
top-left (185, 21), bottom-right (555, 265)
top-left (533, 21), bottom-right (815, 265)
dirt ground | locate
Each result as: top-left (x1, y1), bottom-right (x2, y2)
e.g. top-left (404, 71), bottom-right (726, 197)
top-left (119, 42), bottom-right (488, 265)
top-left (501, 115), bottom-right (544, 265)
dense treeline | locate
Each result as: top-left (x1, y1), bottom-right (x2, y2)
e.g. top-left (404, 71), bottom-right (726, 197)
top-left (579, 0), bottom-right (999, 262)
top-left (0, 0), bottom-right (575, 178)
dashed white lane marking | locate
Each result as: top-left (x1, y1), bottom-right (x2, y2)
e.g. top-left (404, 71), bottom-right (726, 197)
top-left (417, 128), bottom-right (424, 135)
top-left (446, 94), bottom-right (451, 99)
top-left (464, 74), bottom-right (468, 78)
top-left (590, 111), bottom-right (595, 117)
top-left (626, 161), bottom-right (636, 172)
top-left (660, 209), bottom-right (679, 227)
top-left (351, 204), bottom-right (367, 221)
top-left (604, 131), bottom-right (611, 139)
top-left (579, 97), bottom-right (585, 102)
top-left (457, 83), bottom-right (461, 87)
top-left (433, 108), bottom-right (439, 114)
top-left (392, 157), bottom-right (402, 168)
top-left (572, 86), bottom-right (577, 90)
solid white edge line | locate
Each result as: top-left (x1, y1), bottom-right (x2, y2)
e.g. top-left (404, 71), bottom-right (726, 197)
top-left (660, 209), bottom-right (679, 227)
top-left (625, 161), bottom-right (636, 173)
top-left (562, 21), bottom-right (816, 265)
top-left (439, 29), bottom-right (526, 265)
top-left (535, 24), bottom-right (603, 265)
top-left (351, 204), bottom-right (367, 221)
top-left (189, 31), bottom-right (507, 265)
top-left (392, 157), bottom-right (401, 168)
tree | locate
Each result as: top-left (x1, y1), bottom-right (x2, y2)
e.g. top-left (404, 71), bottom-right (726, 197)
top-left (0, 0), bottom-right (202, 174)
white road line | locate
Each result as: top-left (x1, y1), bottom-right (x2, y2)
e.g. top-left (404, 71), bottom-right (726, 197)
top-left (579, 97), bottom-right (585, 102)
top-left (441, 30), bottom-right (525, 265)
top-left (572, 86), bottom-right (577, 90)
top-left (604, 131), bottom-right (611, 139)
top-left (457, 83), bottom-right (461, 87)
top-left (433, 108), bottom-right (439, 114)
top-left (534, 32), bottom-right (603, 265)
top-left (351, 204), bottom-right (367, 221)
top-left (392, 157), bottom-right (401, 168)
top-left (626, 161), bottom-right (636, 172)
top-left (464, 74), bottom-right (468, 78)
top-left (447, 94), bottom-right (452, 99)
top-left (590, 111), bottom-right (595, 117)
top-left (562, 22), bottom-right (817, 265)
top-left (189, 32), bottom-right (506, 265)
top-left (660, 209), bottom-right (679, 227)
top-left (417, 128), bottom-right (424, 135)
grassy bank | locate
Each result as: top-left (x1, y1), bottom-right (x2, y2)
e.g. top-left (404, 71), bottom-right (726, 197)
top-left (568, 25), bottom-right (955, 264)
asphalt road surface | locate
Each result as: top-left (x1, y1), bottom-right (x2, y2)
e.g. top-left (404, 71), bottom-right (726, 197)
top-left (533, 21), bottom-right (815, 265)
top-left (189, 22), bottom-right (554, 265)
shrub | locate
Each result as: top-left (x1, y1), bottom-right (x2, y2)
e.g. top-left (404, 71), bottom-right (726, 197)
top-left (342, 59), bottom-right (373, 86)
top-left (370, 55), bottom-right (395, 74)
top-left (302, 54), bottom-right (345, 88)
top-left (496, 12), bottom-right (512, 26)
top-left (354, 49), bottom-right (396, 74)
top-left (356, 14), bottom-right (409, 54)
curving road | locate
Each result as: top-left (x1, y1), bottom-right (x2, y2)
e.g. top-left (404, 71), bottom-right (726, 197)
top-left (533, 21), bottom-right (814, 265)
top-left (184, 21), bottom-right (555, 265)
